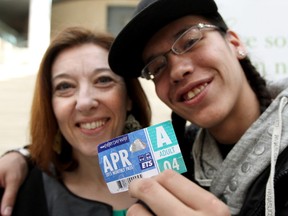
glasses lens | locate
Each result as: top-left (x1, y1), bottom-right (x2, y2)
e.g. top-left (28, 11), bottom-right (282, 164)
top-left (173, 28), bottom-right (202, 54)
top-left (141, 24), bottom-right (216, 80)
top-left (142, 56), bottom-right (167, 80)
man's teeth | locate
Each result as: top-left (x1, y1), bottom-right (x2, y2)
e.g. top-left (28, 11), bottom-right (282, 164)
top-left (186, 83), bottom-right (207, 100)
top-left (80, 121), bottom-right (105, 130)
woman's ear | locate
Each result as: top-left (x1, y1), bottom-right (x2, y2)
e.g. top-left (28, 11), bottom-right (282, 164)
top-left (226, 30), bottom-right (247, 59)
top-left (126, 97), bottom-right (133, 112)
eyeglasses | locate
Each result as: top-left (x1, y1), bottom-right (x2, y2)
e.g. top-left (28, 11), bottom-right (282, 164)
top-left (141, 23), bottom-right (219, 80)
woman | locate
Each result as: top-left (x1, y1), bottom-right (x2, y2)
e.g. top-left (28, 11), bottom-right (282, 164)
top-left (0, 26), bottom-right (151, 216)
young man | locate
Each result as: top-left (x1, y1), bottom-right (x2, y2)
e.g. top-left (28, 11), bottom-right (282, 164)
top-left (108, 0), bottom-right (288, 215)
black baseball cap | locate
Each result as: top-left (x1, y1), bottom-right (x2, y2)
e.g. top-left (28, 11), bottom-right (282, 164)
top-left (108, 0), bottom-right (227, 78)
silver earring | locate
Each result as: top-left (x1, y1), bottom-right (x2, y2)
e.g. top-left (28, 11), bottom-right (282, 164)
top-left (123, 114), bottom-right (142, 134)
top-left (238, 50), bottom-right (246, 58)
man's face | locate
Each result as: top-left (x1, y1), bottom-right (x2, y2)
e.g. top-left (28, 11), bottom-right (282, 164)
top-left (143, 15), bottom-right (251, 131)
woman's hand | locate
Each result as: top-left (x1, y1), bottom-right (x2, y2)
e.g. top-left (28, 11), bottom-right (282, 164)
top-left (0, 152), bottom-right (28, 216)
top-left (127, 169), bottom-right (230, 216)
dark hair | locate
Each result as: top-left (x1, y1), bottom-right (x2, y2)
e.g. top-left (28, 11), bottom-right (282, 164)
top-left (29, 26), bottom-right (151, 175)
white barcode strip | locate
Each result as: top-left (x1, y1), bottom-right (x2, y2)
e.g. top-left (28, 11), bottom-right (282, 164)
top-left (116, 174), bottom-right (143, 189)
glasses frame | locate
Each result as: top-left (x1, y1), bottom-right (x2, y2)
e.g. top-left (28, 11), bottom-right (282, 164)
top-left (141, 23), bottom-right (219, 80)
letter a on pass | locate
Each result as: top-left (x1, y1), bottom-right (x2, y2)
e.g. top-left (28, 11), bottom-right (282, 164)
top-left (103, 155), bottom-right (114, 173)
top-left (156, 126), bottom-right (172, 148)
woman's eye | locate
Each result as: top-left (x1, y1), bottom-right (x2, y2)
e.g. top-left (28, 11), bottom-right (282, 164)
top-left (55, 82), bottom-right (73, 91)
top-left (97, 76), bottom-right (113, 84)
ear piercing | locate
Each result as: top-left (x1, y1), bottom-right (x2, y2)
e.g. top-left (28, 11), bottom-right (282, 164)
top-left (238, 50), bottom-right (246, 58)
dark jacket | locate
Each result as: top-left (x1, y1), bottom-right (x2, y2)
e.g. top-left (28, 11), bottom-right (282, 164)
top-left (179, 124), bottom-right (288, 216)
top-left (0, 167), bottom-right (49, 216)
top-left (0, 167), bottom-right (114, 216)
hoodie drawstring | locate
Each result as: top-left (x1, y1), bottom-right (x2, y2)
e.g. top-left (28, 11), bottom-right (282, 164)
top-left (265, 96), bottom-right (288, 216)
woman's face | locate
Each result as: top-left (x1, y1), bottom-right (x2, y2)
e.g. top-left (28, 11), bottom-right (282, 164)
top-left (51, 43), bottom-right (131, 157)
top-left (143, 15), bottom-right (253, 130)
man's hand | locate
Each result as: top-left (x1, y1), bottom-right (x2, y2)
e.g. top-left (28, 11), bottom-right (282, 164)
top-left (127, 169), bottom-right (230, 216)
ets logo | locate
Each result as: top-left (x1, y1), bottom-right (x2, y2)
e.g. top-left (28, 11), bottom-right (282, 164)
top-left (138, 152), bottom-right (154, 170)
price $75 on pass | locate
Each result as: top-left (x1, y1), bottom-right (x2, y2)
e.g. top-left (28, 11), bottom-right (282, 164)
top-left (98, 120), bottom-right (187, 194)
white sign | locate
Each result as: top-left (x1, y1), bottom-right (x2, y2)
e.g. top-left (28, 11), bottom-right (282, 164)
top-left (216, 0), bottom-right (288, 81)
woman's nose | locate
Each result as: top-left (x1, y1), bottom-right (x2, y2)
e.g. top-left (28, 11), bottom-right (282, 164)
top-left (75, 88), bottom-right (99, 113)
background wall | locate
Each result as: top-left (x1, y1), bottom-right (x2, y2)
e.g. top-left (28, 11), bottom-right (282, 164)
top-left (51, 0), bottom-right (135, 37)
top-left (216, 0), bottom-right (288, 81)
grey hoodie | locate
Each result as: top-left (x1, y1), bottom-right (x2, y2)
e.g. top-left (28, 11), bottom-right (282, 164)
top-left (192, 79), bottom-right (288, 215)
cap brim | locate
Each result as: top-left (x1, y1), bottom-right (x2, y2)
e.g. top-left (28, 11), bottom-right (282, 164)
top-left (108, 0), bottom-right (219, 78)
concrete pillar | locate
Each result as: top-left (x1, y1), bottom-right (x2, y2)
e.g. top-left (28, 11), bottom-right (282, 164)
top-left (28, 0), bottom-right (52, 69)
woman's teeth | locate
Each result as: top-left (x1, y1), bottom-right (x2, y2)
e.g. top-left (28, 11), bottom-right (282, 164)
top-left (80, 120), bottom-right (105, 130)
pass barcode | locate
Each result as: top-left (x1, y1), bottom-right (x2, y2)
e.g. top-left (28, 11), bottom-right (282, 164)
top-left (116, 174), bottom-right (143, 189)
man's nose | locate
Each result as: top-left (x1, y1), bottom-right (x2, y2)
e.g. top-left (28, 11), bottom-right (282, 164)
top-left (168, 54), bottom-right (194, 84)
